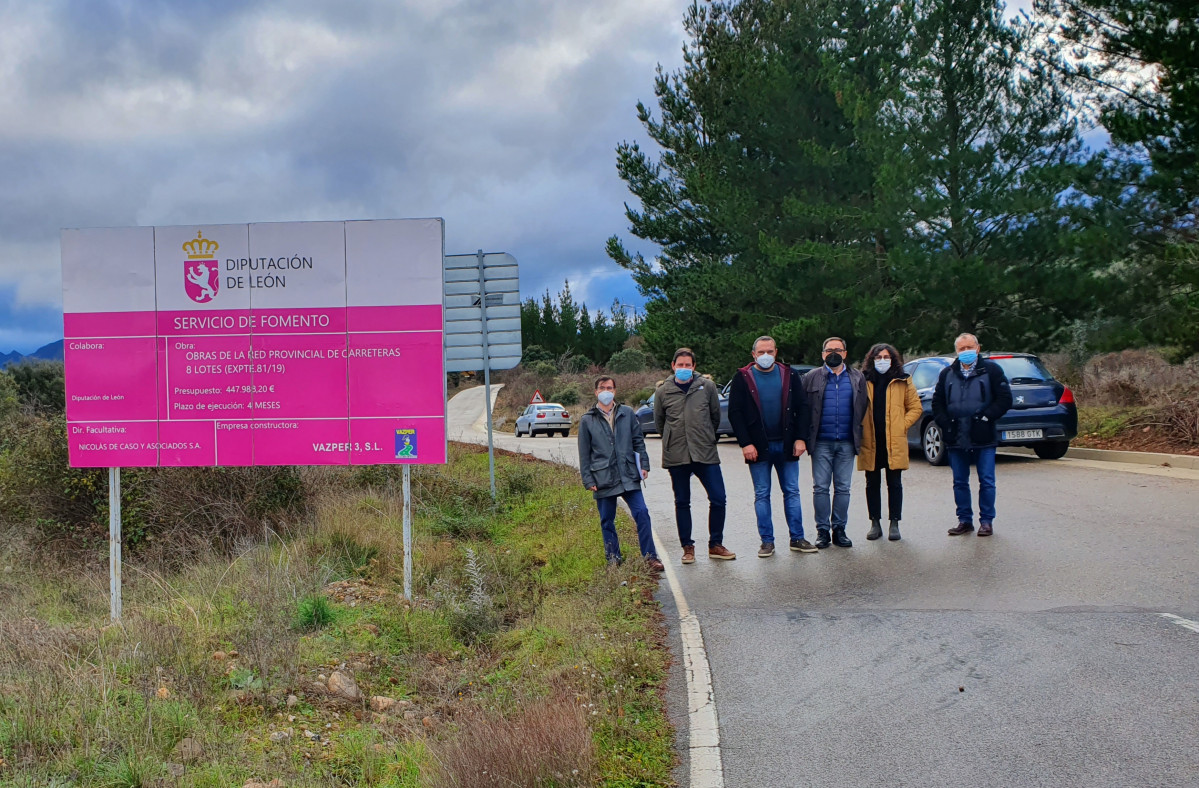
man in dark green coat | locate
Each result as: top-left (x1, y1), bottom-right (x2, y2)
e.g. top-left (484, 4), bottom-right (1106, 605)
top-left (654, 348), bottom-right (735, 564)
top-left (578, 376), bottom-right (663, 570)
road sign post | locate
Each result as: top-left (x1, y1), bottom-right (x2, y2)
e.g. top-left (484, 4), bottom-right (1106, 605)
top-left (444, 251), bottom-right (521, 502)
top-left (109, 466), bottom-right (121, 621)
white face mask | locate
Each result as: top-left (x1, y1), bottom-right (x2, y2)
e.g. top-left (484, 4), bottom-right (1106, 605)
top-left (597, 391), bottom-right (615, 406)
top-left (874, 359), bottom-right (892, 374)
top-left (755, 353), bottom-right (775, 370)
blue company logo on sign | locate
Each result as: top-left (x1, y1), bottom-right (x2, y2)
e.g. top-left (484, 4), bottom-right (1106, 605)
top-left (395, 429), bottom-right (418, 459)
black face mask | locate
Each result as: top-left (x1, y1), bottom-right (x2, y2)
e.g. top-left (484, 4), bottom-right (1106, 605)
top-left (825, 352), bottom-right (844, 368)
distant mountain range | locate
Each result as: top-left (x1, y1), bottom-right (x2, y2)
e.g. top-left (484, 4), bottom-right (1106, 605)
top-left (1, 340), bottom-right (64, 368)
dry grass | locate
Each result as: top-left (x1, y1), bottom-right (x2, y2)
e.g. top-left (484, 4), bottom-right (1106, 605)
top-left (0, 443), bottom-right (675, 786)
top-left (1079, 349), bottom-right (1199, 406)
top-left (426, 698), bottom-right (594, 788)
top-left (1072, 350), bottom-right (1199, 449)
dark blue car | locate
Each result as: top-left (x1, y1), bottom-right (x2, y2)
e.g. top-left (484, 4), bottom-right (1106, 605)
top-left (904, 353), bottom-right (1078, 465)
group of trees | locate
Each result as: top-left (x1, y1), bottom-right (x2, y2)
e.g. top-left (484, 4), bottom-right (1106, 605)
top-left (519, 282), bottom-right (639, 367)
top-left (607, 0), bottom-right (1197, 376)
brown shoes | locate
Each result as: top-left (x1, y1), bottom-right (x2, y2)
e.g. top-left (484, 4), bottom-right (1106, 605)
top-left (646, 557), bottom-right (665, 572)
top-left (947, 522), bottom-right (975, 536)
top-left (682, 545), bottom-right (696, 564)
top-left (708, 544), bottom-right (736, 560)
top-left (977, 522), bottom-right (993, 537)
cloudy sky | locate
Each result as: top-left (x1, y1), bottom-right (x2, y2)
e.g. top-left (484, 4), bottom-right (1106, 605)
top-left (0, 0), bottom-right (1042, 356)
top-left (0, 0), bottom-right (697, 353)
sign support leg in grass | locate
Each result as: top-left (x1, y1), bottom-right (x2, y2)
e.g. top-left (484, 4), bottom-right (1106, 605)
top-left (478, 248), bottom-right (497, 501)
top-left (109, 466), bottom-right (122, 621)
top-left (403, 464), bottom-right (413, 601)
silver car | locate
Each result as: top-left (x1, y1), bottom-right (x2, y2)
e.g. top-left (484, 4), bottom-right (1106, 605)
top-left (515, 403), bottom-right (572, 437)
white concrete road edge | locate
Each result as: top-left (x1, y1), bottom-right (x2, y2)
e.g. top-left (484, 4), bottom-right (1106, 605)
top-left (452, 385), bottom-right (724, 788)
top-left (652, 530), bottom-right (725, 788)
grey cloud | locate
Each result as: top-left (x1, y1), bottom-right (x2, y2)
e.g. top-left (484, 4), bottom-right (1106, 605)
top-left (0, 0), bottom-right (684, 346)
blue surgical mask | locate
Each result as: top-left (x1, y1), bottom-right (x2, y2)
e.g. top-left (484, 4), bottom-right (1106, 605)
top-left (755, 353), bottom-right (775, 370)
top-left (874, 359), bottom-right (892, 374)
top-left (675, 368), bottom-right (694, 382)
top-left (597, 391), bottom-right (615, 406)
top-left (958, 349), bottom-right (978, 366)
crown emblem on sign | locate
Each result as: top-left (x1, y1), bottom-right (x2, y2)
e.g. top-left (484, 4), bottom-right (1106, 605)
top-left (182, 231), bottom-right (219, 260)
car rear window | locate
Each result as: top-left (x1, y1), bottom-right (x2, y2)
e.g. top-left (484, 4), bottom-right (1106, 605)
top-left (910, 361), bottom-right (945, 390)
top-left (989, 356), bottom-right (1052, 383)
top-left (538, 405), bottom-right (564, 412)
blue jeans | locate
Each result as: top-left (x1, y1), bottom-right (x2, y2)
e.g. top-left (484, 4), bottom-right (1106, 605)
top-left (596, 489), bottom-right (657, 561)
top-left (668, 463), bottom-right (727, 548)
top-left (747, 441), bottom-right (804, 543)
top-left (811, 440), bottom-right (855, 530)
top-left (947, 447), bottom-right (997, 524)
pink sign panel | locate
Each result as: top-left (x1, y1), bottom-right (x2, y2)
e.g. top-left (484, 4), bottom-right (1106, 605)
top-left (62, 220), bottom-right (446, 467)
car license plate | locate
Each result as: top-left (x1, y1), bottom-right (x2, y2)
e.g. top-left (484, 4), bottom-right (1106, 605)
top-left (1003, 429), bottom-right (1043, 440)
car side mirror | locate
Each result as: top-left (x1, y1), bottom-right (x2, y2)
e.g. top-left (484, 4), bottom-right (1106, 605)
top-left (639, 399), bottom-right (648, 406)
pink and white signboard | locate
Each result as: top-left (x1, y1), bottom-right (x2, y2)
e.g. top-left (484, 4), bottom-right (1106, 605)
top-left (62, 219), bottom-right (447, 467)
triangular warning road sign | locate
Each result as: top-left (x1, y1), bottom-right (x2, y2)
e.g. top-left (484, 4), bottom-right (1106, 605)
top-left (530, 389), bottom-right (545, 404)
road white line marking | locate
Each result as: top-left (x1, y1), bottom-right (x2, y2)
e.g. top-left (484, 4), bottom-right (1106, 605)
top-left (1159, 613), bottom-right (1199, 634)
top-left (652, 529), bottom-right (724, 788)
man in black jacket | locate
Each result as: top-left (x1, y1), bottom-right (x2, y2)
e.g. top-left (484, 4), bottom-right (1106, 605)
top-left (728, 336), bottom-right (814, 557)
top-left (931, 333), bottom-right (1013, 537)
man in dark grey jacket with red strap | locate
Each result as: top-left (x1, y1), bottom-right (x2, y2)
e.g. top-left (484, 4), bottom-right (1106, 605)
top-left (728, 336), bottom-right (813, 558)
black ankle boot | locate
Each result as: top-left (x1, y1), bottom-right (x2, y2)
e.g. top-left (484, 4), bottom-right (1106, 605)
top-left (815, 529), bottom-right (831, 549)
top-left (888, 519), bottom-right (901, 541)
top-left (866, 519), bottom-right (882, 540)
top-left (832, 527), bottom-right (853, 548)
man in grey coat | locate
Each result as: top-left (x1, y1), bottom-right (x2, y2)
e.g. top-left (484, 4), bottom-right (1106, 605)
top-left (654, 348), bottom-right (736, 564)
top-left (578, 375), bottom-right (663, 571)
top-left (802, 337), bottom-right (870, 549)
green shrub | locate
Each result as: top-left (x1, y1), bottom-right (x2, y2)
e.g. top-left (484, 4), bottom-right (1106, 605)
top-left (293, 594), bottom-right (337, 631)
top-left (527, 360), bottom-right (558, 378)
top-left (563, 354), bottom-right (593, 373)
top-left (628, 386), bottom-right (655, 406)
top-left (548, 381), bottom-right (583, 406)
top-left (607, 348), bottom-right (651, 373)
top-left (521, 345), bottom-right (555, 365)
top-left (7, 361), bottom-right (65, 415)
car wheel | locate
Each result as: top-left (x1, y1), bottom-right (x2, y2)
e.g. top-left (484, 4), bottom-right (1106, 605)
top-left (922, 420), bottom-right (948, 466)
top-left (1033, 441), bottom-right (1069, 460)
top-left (561, 430), bottom-right (570, 437)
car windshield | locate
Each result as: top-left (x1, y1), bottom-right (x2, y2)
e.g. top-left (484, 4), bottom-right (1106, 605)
top-left (989, 356), bottom-right (1052, 383)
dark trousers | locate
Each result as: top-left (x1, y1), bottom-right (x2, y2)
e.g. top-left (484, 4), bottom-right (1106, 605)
top-left (668, 462), bottom-right (727, 548)
top-left (596, 489), bottom-right (657, 561)
top-left (865, 440), bottom-right (903, 521)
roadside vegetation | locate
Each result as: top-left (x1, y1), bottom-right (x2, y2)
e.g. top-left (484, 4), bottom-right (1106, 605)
top-left (1045, 350), bottom-right (1199, 455)
top-left (491, 362), bottom-right (669, 435)
top-left (0, 362), bottom-right (674, 787)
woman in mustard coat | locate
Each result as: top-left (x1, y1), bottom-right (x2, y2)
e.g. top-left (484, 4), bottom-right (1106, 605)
top-left (858, 344), bottom-right (923, 541)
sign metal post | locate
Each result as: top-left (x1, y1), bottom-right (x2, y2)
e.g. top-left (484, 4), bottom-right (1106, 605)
top-left (402, 465), bottom-right (413, 601)
top-left (109, 467), bottom-right (122, 622)
top-left (476, 249), bottom-right (498, 501)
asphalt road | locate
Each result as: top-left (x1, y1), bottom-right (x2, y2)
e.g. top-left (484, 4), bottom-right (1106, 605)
top-left (449, 386), bottom-right (1199, 787)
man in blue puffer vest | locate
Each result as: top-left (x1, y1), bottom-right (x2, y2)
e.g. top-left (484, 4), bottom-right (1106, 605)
top-left (801, 337), bottom-right (869, 548)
